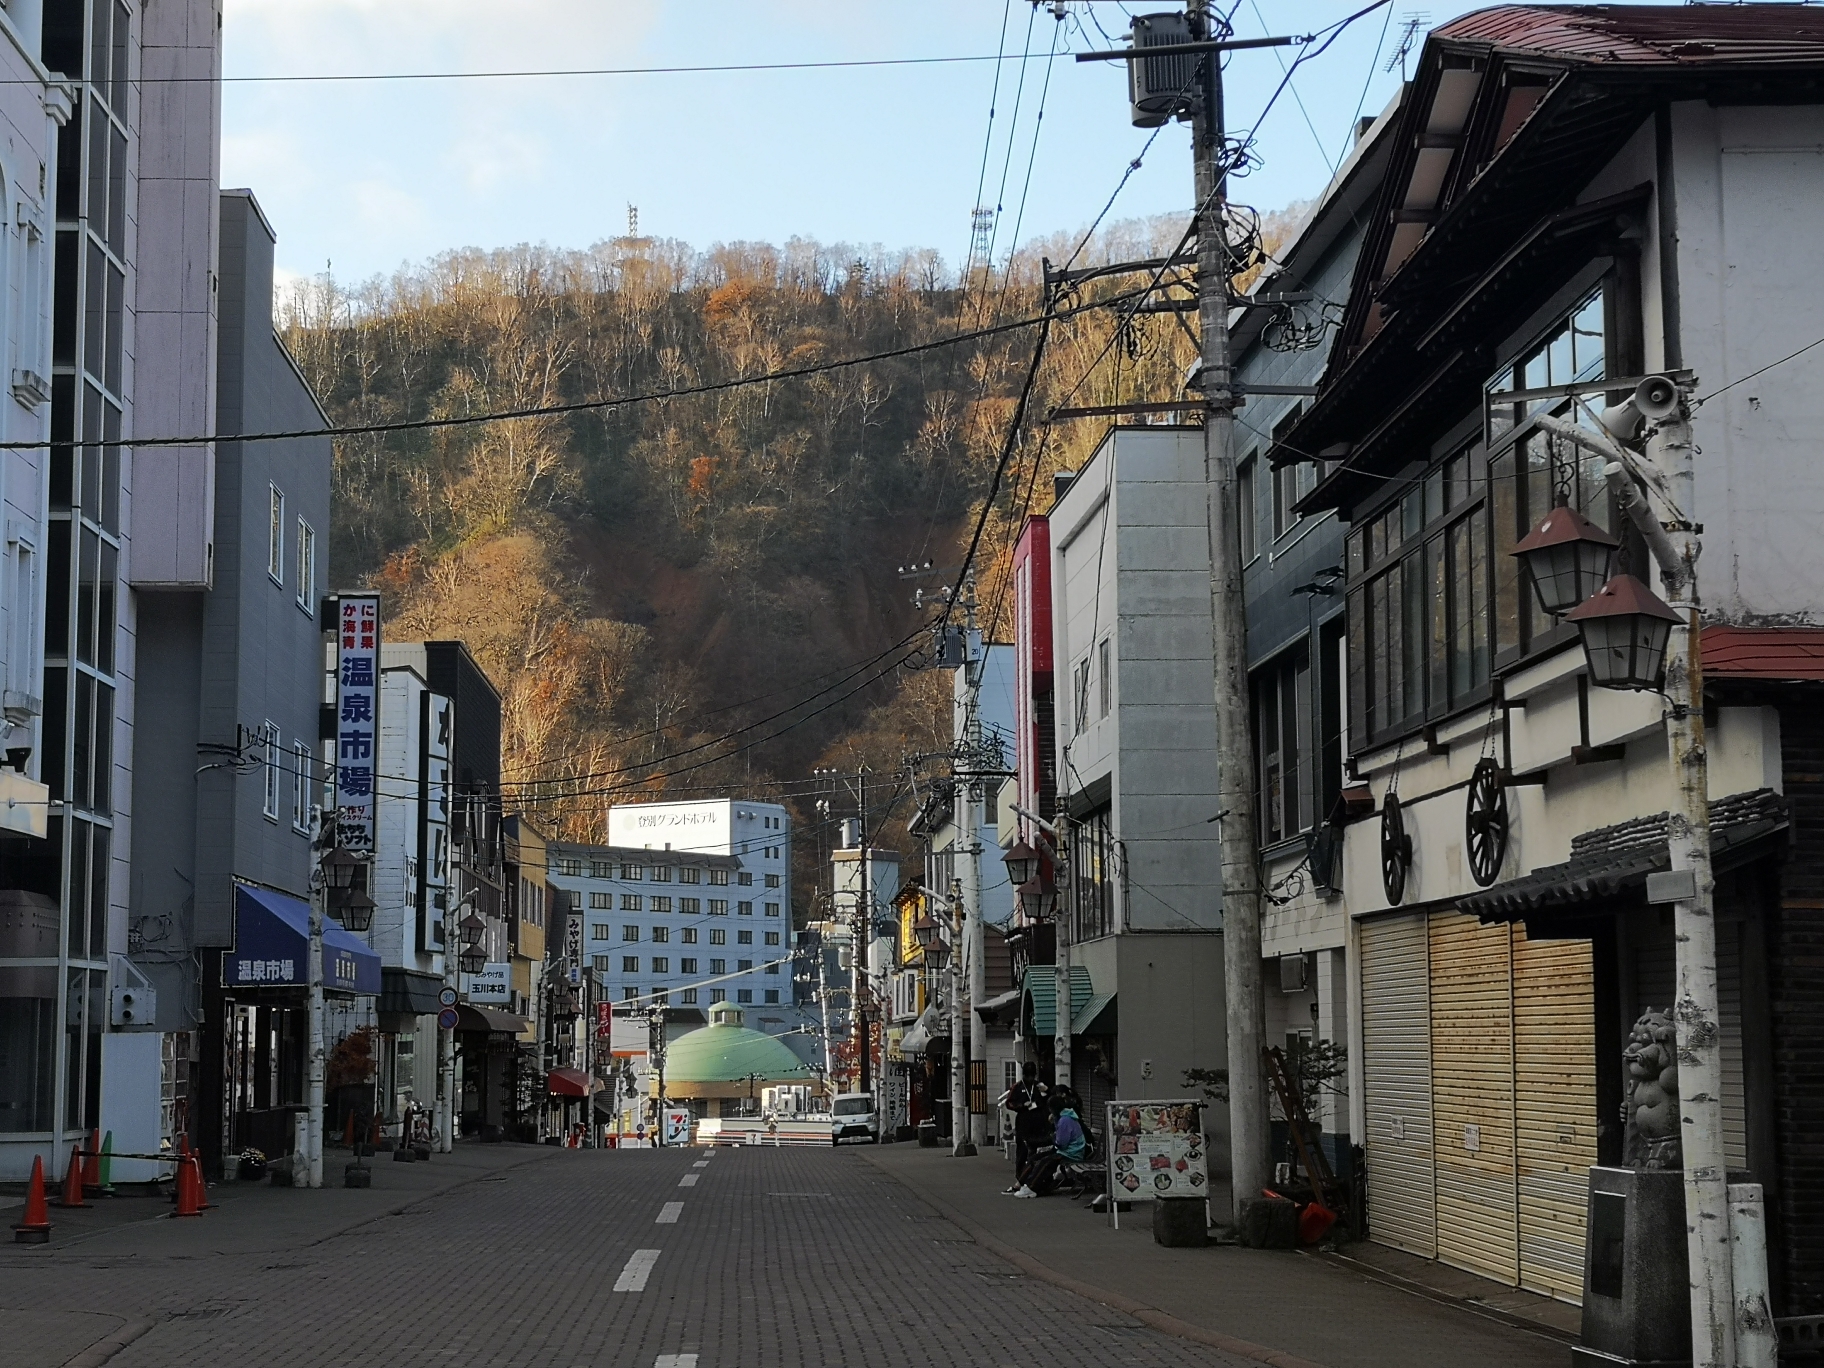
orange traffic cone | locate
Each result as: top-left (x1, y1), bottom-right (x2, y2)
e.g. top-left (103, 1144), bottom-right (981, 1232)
top-left (12, 1155), bottom-right (51, 1243)
top-left (172, 1157), bottom-right (203, 1217)
top-left (54, 1144), bottom-right (86, 1208)
top-left (343, 1112), bottom-right (356, 1148)
top-left (81, 1129), bottom-right (100, 1191)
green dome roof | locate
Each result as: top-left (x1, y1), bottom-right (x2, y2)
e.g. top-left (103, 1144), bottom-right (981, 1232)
top-left (663, 1003), bottom-right (810, 1087)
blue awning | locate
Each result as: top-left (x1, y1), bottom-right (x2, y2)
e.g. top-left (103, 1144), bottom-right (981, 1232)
top-left (221, 883), bottom-right (383, 995)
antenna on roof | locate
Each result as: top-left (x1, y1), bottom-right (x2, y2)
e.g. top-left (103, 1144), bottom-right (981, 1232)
top-left (628, 203), bottom-right (639, 238)
top-left (1385, 12), bottom-right (1428, 79)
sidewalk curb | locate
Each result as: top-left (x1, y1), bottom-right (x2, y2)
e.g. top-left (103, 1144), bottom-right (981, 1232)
top-left (60, 1317), bottom-right (155, 1368)
top-left (859, 1149), bottom-right (1327, 1368)
top-left (1312, 1249), bottom-right (1579, 1347)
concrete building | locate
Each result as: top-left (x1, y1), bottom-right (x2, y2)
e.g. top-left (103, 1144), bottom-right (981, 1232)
top-left (1021, 430), bottom-right (1230, 1146)
top-left (1271, 8), bottom-right (1824, 1313)
top-left (608, 797), bottom-right (793, 922)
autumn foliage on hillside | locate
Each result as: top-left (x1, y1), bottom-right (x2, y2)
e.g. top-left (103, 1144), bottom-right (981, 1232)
top-left (281, 213), bottom-right (1252, 878)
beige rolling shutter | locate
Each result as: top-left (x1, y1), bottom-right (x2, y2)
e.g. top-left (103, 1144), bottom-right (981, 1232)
top-left (1361, 912), bottom-right (1436, 1257)
top-left (1430, 912), bottom-right (1519, 1285)
top-left (1513, 931), bottom-right (1597, 1301)
top-left (1717, 921), bottom-right (1747, 1170)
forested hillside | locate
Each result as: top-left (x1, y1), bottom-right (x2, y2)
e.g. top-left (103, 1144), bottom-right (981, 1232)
top-left (281, 214), bottom-right (1223, 868)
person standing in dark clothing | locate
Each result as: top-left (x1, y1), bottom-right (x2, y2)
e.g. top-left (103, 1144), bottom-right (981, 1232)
top-left (1003, 1062), bottom-right (1049, 1194)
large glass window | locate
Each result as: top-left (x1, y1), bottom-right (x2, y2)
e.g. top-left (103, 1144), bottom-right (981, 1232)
top-left (1254, 645), bottom-right (1312, 845)
top-left (1345, 287), bottom-right (1610, 748)
top-left (1070, 807), bottom-right (1115, 942)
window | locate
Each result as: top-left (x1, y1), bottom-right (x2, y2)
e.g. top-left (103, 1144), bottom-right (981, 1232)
top-left (1098, 637), bottom-right (1112, 718)
top-left (737, 929), bottom-right (753, 945)
top-left (709, 899), bottom-right (727, 915)
top-left (590, 924), bottom-right (610, 941)
top-left (1254, 644), bottom-right (1313, 845)
top-left (737, 959), bottom-right (753, 971)
top-left (622, 925), bottom-right (640, 942)
top-left (738, 871), bottom-right (753, 886)
top-left (1239, 454), bottom-right (1258, 563)
top-left (710, 989), bottom-right (726, 1004)
top-left (620, 894), bottom-right (641, 911)
top-left (621, 863), bottom-right (642, 880)
top-left (267, 484), bottom-right (285, 584)
top-left (650, 865), bottom-right (672, 883)
top-left (1073, 655), bottom-right (1091, 734)
top-left (560, 858), bottom-right (582, 877)
top-left (291, 741), bottom-right (314, 835)
top-left (765, 989), bottom-right (780, 1004)
top-left (764, 962), bottom-right (779, 975)
top-left (261, 721), bottom-right (280, 819)
top-left (765, 903), bottom-right (780, 918)
top-left (1347, 287), bottom-right (1608, 748)
top-left (681, 928), bottom-right (697, 945)
top-left (1271, 408), bottom-right (1315, 540)
top-left (681, 988), bottom-right (698, 1005)
top-left (710, 958), bottom-right (726, 974)
top-left (681, 958), bottom-right (698, 974)
top-left (650, 897), bottom-right (671, 914)
top-left (592, 955), bottom-right (611, 973)
top-left (1070, 806), bottom-right (1115, 943)
top-left (295, 519), bottom-right (315, 610)
top-left (650, 926), bottom-right (668, 944)
top-left (624, 987), bottom-right (640, 1002)
top-left (708, 868), bottom-right (729, 886)
top-left (709, 928), bottom-right (726, 945)
top-left (680, 866), bottom-right (701, 885)
top-left (652, 989), bottom-right (669, 1005)
top-left (650, 957), bottom-right (669, 974)
top-left (737, 901), bottom-right (752, 915)
top-left (676, 897), bottom-right (697, 915)
top-left (737, 989), bottom-right (753, 1004)
top-left (590, 860), bottom-right (612, 878)
top-left (765, 874), bottom-right (780, 889)
top-left (765, 931), bottom-right (780, 946)
top-left (589, 892), bottom-right (610, 910)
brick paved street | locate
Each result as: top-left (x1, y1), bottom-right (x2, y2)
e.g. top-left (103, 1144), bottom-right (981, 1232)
top-left (3, 1144), bottom-right (1264, 1368)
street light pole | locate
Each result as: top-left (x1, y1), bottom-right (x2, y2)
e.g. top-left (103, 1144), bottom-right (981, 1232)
top-left (945, 879), bottom-right (975, 1157)
top-left (305, 858), bottom-right (326, 1188)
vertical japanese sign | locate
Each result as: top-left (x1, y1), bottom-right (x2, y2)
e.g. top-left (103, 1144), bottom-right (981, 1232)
top-left (335, 593), bottom-right (381, 855)
top-left (419, 691), bottom-right (453, 952)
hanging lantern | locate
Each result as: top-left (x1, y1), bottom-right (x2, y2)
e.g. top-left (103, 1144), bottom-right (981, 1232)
top-left (1002, 841), bottom-right (1042, 888)
top-left (1016, 874), bottom-right (1057, 923)
top-left (1565, 573), bottom-right (1682, 691)
top-left (333, 887), bottom-right (376, 933)
top-left (911, 913), bottom-right (940, 949)
top-left (1511, 493), bottom-right (1620, 618)
top-left (459, 913), bottom-right (486, 947)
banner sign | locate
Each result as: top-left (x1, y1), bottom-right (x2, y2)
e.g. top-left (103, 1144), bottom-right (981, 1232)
top-left (334, 594), bottom-right (382, 855)
top-left (1106, 1099), bottom-right (1207, 1201)
top-left (418, 691), bottom-right (453, 952)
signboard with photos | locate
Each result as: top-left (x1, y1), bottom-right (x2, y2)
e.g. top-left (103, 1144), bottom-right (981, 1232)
top-left (1106, 1099), bottom-right (1208, 1204)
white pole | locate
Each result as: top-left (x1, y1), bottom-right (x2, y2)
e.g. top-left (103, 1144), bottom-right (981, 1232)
top-left (949, 881), bottom-right (973, 1156)
top-left (1730, 1183), bottom-right (1776, 1368)
top-left (960, 654), bottom-right (989, 1150)
top-left (305, 876), bottom-right (326, 1188)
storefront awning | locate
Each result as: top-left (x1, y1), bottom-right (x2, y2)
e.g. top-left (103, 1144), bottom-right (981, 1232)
top-left (547, 1067), bottom-right (592, 1098)
top-left (1022, 965), bottom-right (1094, 1038)
top-left (380, 968), bottom-right (445, 1016)
top-left (221, 884), bottom-right (383, 995)
top-left (975, 987), bottom-right (1021, 1025)
top-left (1460, 787), bottom-right (1787, 924)
top-left (899, 1005), bottom-right (941, 1056)
top-left (1072, 991), bottom-right (1117, 1036)
top-left (456, 1004), bottom-right (527, 1035)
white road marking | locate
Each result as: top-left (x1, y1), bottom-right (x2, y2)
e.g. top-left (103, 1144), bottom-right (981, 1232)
top-left (656, 1201), bottom-right (683, 1224)
top-left (655, 1357), bottom-right (698, 1367)
top-left (692, 1160), bottom-right (709, 1168)
top-left (614, 1248), bottom-right (661, 1292)
top-left (678, 1172), bottom-right (699, 1187)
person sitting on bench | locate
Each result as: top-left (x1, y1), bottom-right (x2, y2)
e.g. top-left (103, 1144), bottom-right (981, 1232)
top-left (1013, 1101), bottom-right (1089, 1197)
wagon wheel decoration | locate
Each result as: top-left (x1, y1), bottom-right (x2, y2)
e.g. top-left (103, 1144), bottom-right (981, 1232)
top-left (1381, 792), bottom-right (1413, 905)
top-left (1465, 757), bottom-right (1510, 888)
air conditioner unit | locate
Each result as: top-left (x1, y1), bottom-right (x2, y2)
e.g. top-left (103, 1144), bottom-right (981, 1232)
top-left (1278, 953), bottom-right (1309, 994)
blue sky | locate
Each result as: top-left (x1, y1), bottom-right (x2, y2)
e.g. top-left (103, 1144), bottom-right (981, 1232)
top-left (219, 1), bottom-right (1495, 286)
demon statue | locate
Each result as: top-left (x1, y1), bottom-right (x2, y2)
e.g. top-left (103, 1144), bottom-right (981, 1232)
top-left (1622, 1007), bottom-right (1681, 1170)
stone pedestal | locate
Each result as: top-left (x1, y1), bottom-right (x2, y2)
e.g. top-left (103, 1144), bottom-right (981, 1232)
top-left (1575, 1167), bottom-right (1691, 1368)
top-left (1153, 1196), bottom-right (1207, 1247)
top-left (1237, 1195), bottom-right (1298, 1249)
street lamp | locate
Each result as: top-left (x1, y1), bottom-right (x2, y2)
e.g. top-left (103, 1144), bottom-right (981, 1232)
top-left (911, 912), bottom-right (940, 951)
top-left (1511, 492), bottom-right (1619, 618)
top-left (458, 912), bottom-right (487, 976)
top-left (321, 847), bottom-right (376, 931)
top-left (1016, 873), bottom-right (1058, 923)
top-left (1003, 841), bottom-right (1042, 888)
top-left (1564, 572), bottom-right (1682, 692)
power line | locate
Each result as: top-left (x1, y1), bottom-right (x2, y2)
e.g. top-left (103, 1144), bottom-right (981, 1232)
top-left (0, 286), bottom-right (1151, 452)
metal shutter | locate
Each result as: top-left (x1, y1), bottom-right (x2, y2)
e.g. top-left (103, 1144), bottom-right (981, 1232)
top-left (1429, 912), bottom-right (1520, 1285)
top-left (1513, 931), bottom-right (1597, 1301)
top-left (1361, 912), bottom-right (1436, 1257)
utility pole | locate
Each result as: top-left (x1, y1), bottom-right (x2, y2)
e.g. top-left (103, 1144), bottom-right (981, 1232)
top-left (853, 767), bottom-right (871, 1105)
top-left (948, 877), bottom-right (974, 1156)
top-left (1189, 0), bottom-right (1272, 1217)
top-left (305, 860), bottom-right (326, 1188)
top-left (954, 576), bottom-right (989, 1150)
